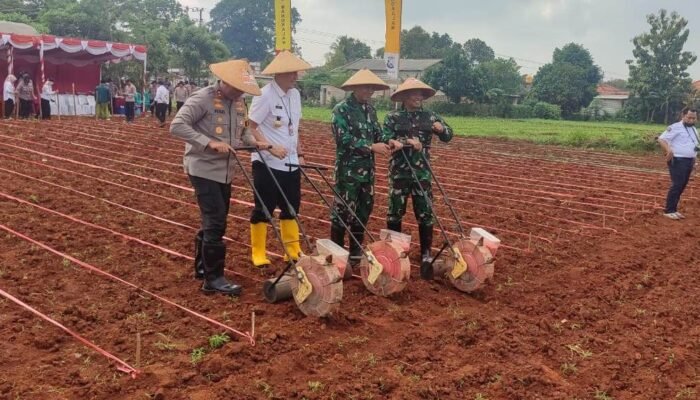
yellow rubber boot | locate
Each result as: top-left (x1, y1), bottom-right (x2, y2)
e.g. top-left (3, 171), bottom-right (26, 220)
top-left (280, 219), bottom-right (302, 262)
top-left (250, 223), bottom-right (271, 267)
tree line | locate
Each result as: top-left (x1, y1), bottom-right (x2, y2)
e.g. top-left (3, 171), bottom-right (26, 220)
top-left (2, 1), bottom-right (695, 123)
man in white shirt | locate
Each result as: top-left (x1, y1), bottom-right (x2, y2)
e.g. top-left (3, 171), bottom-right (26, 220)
top-left (154, 80), bottom-right (169, 128)
top-left (658, 107), bottom-right (698, 220)
top-left (123, 79), bottom-right (137, 123)
top-left (3, 74), bottom-right (16, 119)
top-left (174, 81), bottom-right (188, 111)
top-left (40, 78), bottom-right (56, 120)
top-left (247, 50), bottom-right (311, 267)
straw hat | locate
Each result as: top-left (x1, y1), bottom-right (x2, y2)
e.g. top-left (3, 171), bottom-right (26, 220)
top-left (261, 50), bottom-right (312, 75)
top-left (340, 68), bottom-right (389, 91)
top-left (390, 77), bottom-right (436, 102)
top-left (209, 59), bottom-right (262, 96)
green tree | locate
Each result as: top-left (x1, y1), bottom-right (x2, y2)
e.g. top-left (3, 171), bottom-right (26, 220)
top-left (0, 11), bottom-right (47, 32)
top-left (324, 36), bottom-right (371, 69)
top-left (168, 18), bottom-right (230, 80)
top-left (375, 26), bottom-right (458, 59)
top-left (463, 38), bottom-right (494, 64)
top-left (478, 57), bottom-right (521, 101)
top-left (423, 47), bottom-right (485, 103)
top-left (209, 0), bottom-right (301, 61)
top-left (532, 43), bottom-right (602, 117)
top-left (626, 9), bottom-right (697, 123)
top-left (297, 67), bottom-right (351, 102)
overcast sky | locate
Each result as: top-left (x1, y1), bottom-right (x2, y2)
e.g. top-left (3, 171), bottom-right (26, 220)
top-left (180, 0), bottom-right (700, 80)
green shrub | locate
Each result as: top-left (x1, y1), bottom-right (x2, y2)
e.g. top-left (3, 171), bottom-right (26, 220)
top-left (532, 102), bottom-right (561, 120)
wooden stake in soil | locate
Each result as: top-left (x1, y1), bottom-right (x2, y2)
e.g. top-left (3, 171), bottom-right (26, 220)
top-left (72, 83), bottom-right (77, 117)
top-left (135, 332), bottom-right (141, 368)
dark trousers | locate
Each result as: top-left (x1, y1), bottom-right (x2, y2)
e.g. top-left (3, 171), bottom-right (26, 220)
top-left (4, 99), bottom-right (13, 118)
top-left (168, 96), bottom-right (172, 115)
top-left (41, 99), bottom-right (51, 119)
top-left (189, 175), bottom-right (231, 245)
top-left (125, 101), bottom-right (135, 122)
top-left (18, 99), bottom-right (32, 119)
top-left (155, 103), bottom-right (167, 124)
top-left (250, 161), bottom-right (301, 224)
top-left (665, 157), bottom-right (695, 213)
top-left (176, 101), bottom-right (184, 111)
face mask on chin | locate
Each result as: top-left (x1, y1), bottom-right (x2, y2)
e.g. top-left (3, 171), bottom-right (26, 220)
top-left (683, 122), bottom-right (696, 127)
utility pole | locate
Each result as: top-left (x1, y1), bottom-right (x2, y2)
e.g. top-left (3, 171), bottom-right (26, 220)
top-left (188, 7), bottom-right (205, 27)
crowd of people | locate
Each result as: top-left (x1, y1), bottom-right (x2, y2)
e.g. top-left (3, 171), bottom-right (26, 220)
top-left (2, 73), bottom-right (205, 124)
top-left (170, 51), bottom-right (455, 295)
top-left (3, 72), bottom-right (57, 120)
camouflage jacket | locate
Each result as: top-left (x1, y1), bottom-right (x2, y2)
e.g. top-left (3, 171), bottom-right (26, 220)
top-left (331, 94), bottom-right (383, 183)
top-left (381, 108), bottom-right (453, 181)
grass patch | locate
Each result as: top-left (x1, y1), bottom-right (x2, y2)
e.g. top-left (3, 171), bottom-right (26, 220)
top-left (303, 106), bottom-right (664, 153)
top-left (190, 347), bottom-right (206, 365)
top-left (208, 333), bottom-right (230, 349)
top-left (566, 344), bottom-right (593, 359)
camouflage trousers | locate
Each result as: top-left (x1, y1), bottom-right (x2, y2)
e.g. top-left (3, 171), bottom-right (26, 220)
top-left (331, 179), bottom-right (374, 229)
top-left (387, 178), bottom-right (434, 227)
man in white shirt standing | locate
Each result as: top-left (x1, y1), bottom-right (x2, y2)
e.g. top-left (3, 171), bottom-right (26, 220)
top-left (123, 79), bottom-right (137, 123)
top-left (3, 74), bottom-right (16, 119)
top-left (154, 80), bottom-right (169, 128)
top-left (247, 50), bottom-right (311, 268)
top-left (658, 107), bottom-right (698, 220)
top-left (40, 78), bottom-right (56, 119)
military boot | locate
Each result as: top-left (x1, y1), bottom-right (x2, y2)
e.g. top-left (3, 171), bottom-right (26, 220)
top-left (193, 231), bottom-right (204, 280)
top-left (347, 226), bottom-right (365, 278)
top-left (387, 221), bottom-right (402, 233)
top-left (418, 224), bottom-right (434, 280)
top-left (330, 224), bottom-right (345, 248)
top-left (201, 243), bottom-right (242, 295)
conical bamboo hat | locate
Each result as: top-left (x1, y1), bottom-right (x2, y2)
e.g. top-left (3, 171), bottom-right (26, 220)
top-left (340, 68), bottom-right (390, 91)
top-left (261, 50), bottom-right (312, 75)
top-left (390, 77), bottom-right (436, 101)
top-left (209, 59), bottom-right (262, 96)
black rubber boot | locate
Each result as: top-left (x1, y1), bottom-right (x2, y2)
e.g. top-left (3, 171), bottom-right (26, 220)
top-left (418, 224), bottom-right (434, 280)
top-left (330, 224), bottom-right (345, 247)
top-left (387, 221), bottom-right (402, 233)
top-left (201, 243), bottom-right (242, 295)
top-left (347, 227), bottom-right (365, 279)
top-left (193, 231), bottom-right (204, 280)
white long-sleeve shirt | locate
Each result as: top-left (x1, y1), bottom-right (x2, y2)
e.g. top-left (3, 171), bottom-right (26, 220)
top-left (3, 81), bottom-right (15, 101)
top-left (154, 85), bottom-right (169, 104)
top-left (41, 82), bottom-right (56, 100)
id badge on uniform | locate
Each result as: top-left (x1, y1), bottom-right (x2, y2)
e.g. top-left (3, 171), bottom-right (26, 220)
top-left (288, 121), bottom-right (294, 136)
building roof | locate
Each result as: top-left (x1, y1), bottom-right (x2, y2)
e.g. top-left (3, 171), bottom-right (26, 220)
top-left (597, 83), bottom-right (629, 96)
top-left (693, 80), bottom-right (700, 91)
top-left (0, 21), bottom-right (39, 35)
top-left (338, 58), bottom-right (442, 72)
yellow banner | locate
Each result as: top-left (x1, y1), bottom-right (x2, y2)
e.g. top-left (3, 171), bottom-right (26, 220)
top-left (384, 0), bottom-right (402, 53)
top-left (275, 0), bottom-right (292, 51)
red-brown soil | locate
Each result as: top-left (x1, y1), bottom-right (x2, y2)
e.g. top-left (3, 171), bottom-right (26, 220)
top-left (0, 117), bottom-right (698, 400)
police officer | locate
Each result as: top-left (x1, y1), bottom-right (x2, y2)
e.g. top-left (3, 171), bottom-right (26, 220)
top-left (658, 107), bottom-right (698, 220)
top-left (330, 69), bottom-right (398, 272)
top-left (247, 51), bottom-right (311, 267)
top-left (381, 78), bottom-right (453, 279)
top-left (170, 59), bottom-right (261, 295)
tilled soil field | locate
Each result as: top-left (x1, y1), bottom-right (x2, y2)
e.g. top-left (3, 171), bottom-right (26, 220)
top-left (1, 117), bottom-right (698, 400)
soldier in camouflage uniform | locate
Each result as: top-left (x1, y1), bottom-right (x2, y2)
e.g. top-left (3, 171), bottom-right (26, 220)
top-left (381, 78), bottom-right (453, 279)
top-left (331, 69), bottom-right (399, 272)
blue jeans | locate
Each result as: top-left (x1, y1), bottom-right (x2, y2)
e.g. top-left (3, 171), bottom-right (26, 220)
top-left (665, 157), bottom-right (695, 213)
